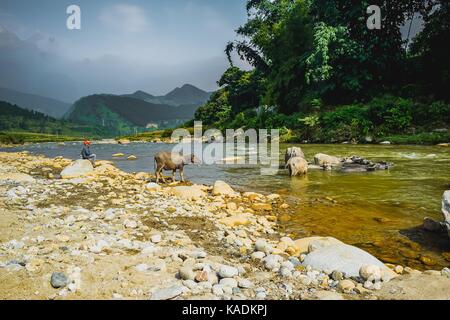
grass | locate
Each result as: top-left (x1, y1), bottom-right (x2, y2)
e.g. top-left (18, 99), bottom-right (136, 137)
top-left (119, 129), bottom-right (176, 142)
top-left (379, 132), bottom-right (450, 145)
top-left (0, 131), bottom-right (82, 145)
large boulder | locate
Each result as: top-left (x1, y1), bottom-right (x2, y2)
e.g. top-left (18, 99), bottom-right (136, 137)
top-left (212, 180), bottom-right (238, 197)
top-left (170, 185), bottom-right (206, 200)
top-left (442, 191), bottom-right (450, 237)
top-left (314, 153), bottom-right (342, 166)
top-left (60, 160), bottom-right (94, 179)
top-left (302, 243), bottom-right (393, 278)
top-left (294, 236), bottom-right (343, 254)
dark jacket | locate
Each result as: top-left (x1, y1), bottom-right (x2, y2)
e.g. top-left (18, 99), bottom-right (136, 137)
top-left (81, 146), bottom-right (92, 159)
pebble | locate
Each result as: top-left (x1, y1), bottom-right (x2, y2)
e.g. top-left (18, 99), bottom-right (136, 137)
top-left (363, 281), bottom-right (374, 290)
top-left (354, 284), bottom-right (370, 294)
top-left (151, 234), bottom-right (162, 243)
top-left (192, 251), bottom-right (207, 259)
top-left (359, 265), bottom-right (382, 282)
top-left (238, 278), bottom-right (253, 289)
top-left (337, 279), bottom-right (355, 292)
top-left (135, 264), bottom-right (148, 272)
top-left (182, 280), bottom-right (197, 290)
top-left (104, 209), bottom-right (116, 221)
top-left (394, 265), bottom-right (404, 274)
top-left (251, 251), bottom-right (266, 260)
top-left (331, 270), bottom-right (344, 281)
top-left (219, 278), bottom-right (238, 288)
top-left (442, 268), bottom-right (450, 278)
top-left (256, 292), bottom-right (267, 299)
top-left (279, 267), bottom-right (292, 278)
top-left (212, 284), bottom-right (224, 296)
top-left (195, 270), bottom-right (209, 282)
top-left (51, 272), bottom-right (68, 289)
top-left (255, 239), bottom-right (273, 254)
top-left (123, 219), bottom-right (138, 229)
top-left (281, 261), bottom-right (294, 270)
top-left (262, 255), bottom-right (283, 271)
top-left (255, 287), bottom-right (266, 293)
top-left (281, 283), bottom-right (293, 295)
top-left (150, 285), bottom-right (185, 300)
top-left (178, 267), bottom-right (195, 281)
top-left (373, 282), bottom-right (382, 290)
top-left (218, 265), bottom-right (239, 278)
top-left (288, 257), bottom-right (301, 267)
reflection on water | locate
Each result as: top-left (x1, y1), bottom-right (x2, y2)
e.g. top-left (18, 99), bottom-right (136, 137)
top-left (2, 142), bottom-right (449, 269)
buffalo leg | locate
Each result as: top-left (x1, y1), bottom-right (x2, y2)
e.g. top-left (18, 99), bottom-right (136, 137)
top-left (180, 167), bottom-right (185, 182)
top-left (156, 165), bottom-right (166, 183)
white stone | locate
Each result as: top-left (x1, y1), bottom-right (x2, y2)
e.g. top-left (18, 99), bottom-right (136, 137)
top-left (123, 219), bottom-right (138, 229)
top-left (359, 265), bottom-right (382, 282)
top-left (151, 234), bottom-right (162, 243)
top-left (218, 265), bottom-right (239, 278)
top-left (251, 251), bottom-right (266, 260)
top-left (219, 278), bottom-right (238, 288)
top-left (238, 278), bottom-right (253, 289)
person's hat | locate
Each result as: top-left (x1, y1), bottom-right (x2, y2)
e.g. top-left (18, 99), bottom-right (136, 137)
top-left (83, 140), bottom-right (91, 145)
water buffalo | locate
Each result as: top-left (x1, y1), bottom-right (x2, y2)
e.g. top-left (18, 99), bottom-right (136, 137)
top-left (154, 152), bottom-right (201, 183)
top-left (285, 147), bottom-right (305, 164)
top-left (286, 156), bottom-right (308, 176)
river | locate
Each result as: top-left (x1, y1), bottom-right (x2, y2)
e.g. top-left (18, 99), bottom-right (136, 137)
top-left (2, 141), bottom-right (449, 270)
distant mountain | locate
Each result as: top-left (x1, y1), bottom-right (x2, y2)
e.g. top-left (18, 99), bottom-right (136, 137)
top-left (65, 94), bottom-right (199, 135)
top-left (0, 86), bottom-right (72, 118)
top-left (123, 90), bottom-right (155, 101)
top-left (163, 84), bottom-right (212, 106)
top-left (123, 84), bottom-right (211, 107)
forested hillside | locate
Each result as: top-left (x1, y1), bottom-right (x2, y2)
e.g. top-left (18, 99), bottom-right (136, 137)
top-left (65, 94), bottom-right (201, 136)
top-left (194, 0), bottom-right (450, 144)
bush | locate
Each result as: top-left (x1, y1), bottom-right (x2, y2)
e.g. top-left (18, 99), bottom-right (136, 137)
top-left (367, 96), bottom-right (413, 135)
top-left (319, 104), bottom-right (372, 142)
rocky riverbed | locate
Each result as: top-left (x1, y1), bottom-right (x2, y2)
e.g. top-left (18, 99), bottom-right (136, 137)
top-left (0, 151), bottom-right (449, 300)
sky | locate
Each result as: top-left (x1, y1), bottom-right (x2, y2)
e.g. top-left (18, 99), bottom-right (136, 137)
top-left (0, 1), bottom-right (424, 103)
top-left (0, 0), bottom-right (250, 102)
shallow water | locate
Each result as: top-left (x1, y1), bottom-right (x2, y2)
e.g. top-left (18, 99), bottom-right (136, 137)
top-left (2, 142), bottom-right (449, 269)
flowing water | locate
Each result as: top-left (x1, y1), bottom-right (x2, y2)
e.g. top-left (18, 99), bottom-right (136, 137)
top-left (2, 142), bottom-right (449, 270)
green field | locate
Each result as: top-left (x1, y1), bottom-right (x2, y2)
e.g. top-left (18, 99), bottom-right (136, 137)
top-left (0, 131), bottom-right (82, 145)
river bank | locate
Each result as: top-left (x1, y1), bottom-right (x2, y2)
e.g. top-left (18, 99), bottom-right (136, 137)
top-left (0, 151), bottom-right (449, 300)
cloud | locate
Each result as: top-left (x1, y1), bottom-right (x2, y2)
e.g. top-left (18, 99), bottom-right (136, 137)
top-left (99, 4), bottom-right (148, 33)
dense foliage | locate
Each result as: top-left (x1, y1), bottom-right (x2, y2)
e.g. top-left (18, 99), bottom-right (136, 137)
top-left (195, 0), bottom-right (450, 144)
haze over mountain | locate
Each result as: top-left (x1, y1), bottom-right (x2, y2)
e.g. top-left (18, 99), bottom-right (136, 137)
top-left (0, 86), bottom-right (72, 118)
top-left (0, 0), bottom-right (251, 102)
